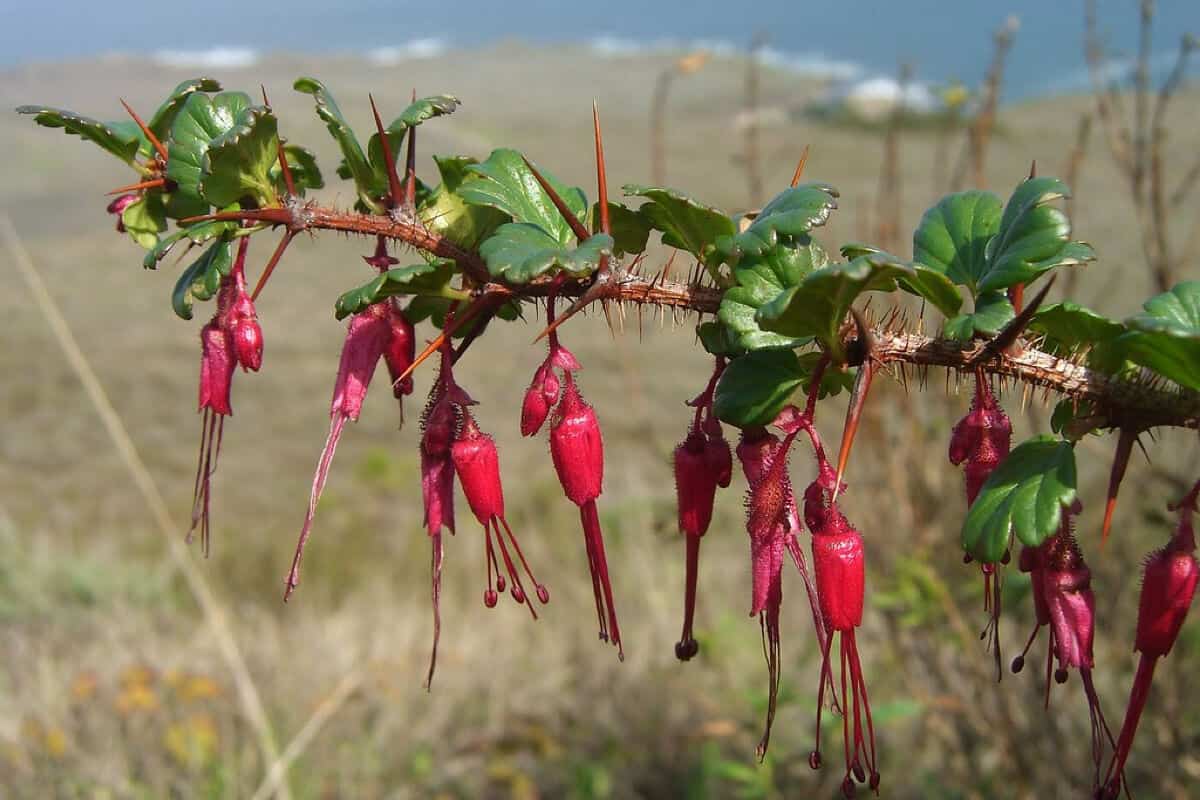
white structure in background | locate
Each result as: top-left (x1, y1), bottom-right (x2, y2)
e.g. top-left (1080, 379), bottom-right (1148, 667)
top-left (152, 47), bottom-right (259, 69)
top-left (818, 76), bottom-right (943, 122)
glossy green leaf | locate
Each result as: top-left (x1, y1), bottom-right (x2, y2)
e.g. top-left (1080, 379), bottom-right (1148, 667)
top-left (143, 220), bottom-right (235, 270)
top-left (16, 106), bottom-right (143, 164)
top-left (961, 436), bottom-right (1077, 563)
top-left (419, 155), bottom-right (506, 252)
top-left (591, 201), bottom-right (653, 258)
top-left (166, 90), bottom-right (253, 218)
top-left (913, 190), bottom-right (1001, 290)
top-left (839, 243), bottom-right (962, 317)
top-left (121, 193), bottom-right (167, 250)
top-left (148, 77), bottom-right (221, 139)
top-left (713, 350), bottom-right (805, 428)
top-left (942, 291), bottom-right (1014, 341)
top-left (334, 261), bottom-right (461, 320)
top-left (461, 149), bottom-right (587, 246)
top-left (172, 237), bottom-right (233, 320)
top-left (716, 183), bottom-right (838, 262)
top-left (979, 177), bottom-right (1071, 293)
top-left (479, 226), bottom-right (612, 284)
top-left (717, 239), bottom-right (826, 351)
top-left (756, 253), bottom-right (913, 359)
top-left (199, 105), bottom-right (279, 208)
top-left (273, 143), bottom-right (324, 193)
top-left (623, 184), bottom-right (736, 266)
top-left (795, 351), bottom-right (856, 400)
top-left (1120, 281), bottom-right (1200, 391)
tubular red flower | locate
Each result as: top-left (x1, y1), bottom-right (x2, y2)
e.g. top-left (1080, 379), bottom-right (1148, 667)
top-left (1104, 487), bottom-right (1200, 798)
top-left (452, 411), bottom-right (549, 616)
top-left (550, 375), bottom-right (622, 656)
top-left (190, 317), bottom-right (236, 555)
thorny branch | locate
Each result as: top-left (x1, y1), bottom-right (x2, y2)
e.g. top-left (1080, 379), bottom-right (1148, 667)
top-left (211, 197), bottom-right (1200, 435)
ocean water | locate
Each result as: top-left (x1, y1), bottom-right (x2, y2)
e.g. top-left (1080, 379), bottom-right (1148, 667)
top-left (2, 0), bottom-right (1196, 99)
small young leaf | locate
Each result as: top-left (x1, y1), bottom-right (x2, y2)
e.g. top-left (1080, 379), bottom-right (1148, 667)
top-left (717, 239), bottom-right (826, 351)
top-left (478, 225), bottom-right (612, 284)
top-left (121, 193), bottom-right (167, 250)
top-left (913, 190), bottom-right (1001, 290)
top-left (460, 149), bottom-right (587, 246)
top-left (713, 350), bottom-right (805, 428)
top-left (16, 106), bottom-right (143, 164)
top-left (199, 105), bottom-right (279, 208)
top-left (293, 77), bottom-right (375, 207)
top-left (623, 184), bottom-right (736, 266)
top-left (942, 291), bottom-right (1014, 341)
top-left (1120, 281), bottom-right (1200, 391)
top-left (334, 261), bottom-right (461, 320)
top-left (716, 183), bottom-right (838, 262)
top-left (756, 252), bottom-right (913, 360)
top-left (961, 436), bottom-right (1077, 563)
top-left (143, 220), bottom-right (235, 270)
top-left (839, 243), bottom-right (962, 317)
top-left (419, 155), bottom-right (506, 251)
top-left (172, 237), bottom-right (234, 320)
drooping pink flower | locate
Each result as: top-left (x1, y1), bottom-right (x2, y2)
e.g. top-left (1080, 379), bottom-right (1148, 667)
top-left (190, 317), bottom-right (236, 555)
top-left (285, 301), bottom-right (391, 600)
top-left (453, 410), bottom-right (548, 614)
top-left (550, 375), bottom-right (622, 657)
top-left (106, 194), bottom-right (137, 233)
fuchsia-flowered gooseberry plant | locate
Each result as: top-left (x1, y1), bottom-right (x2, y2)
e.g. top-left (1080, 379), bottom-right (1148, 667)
top-left (22, 74), bottom-right (1200, 796)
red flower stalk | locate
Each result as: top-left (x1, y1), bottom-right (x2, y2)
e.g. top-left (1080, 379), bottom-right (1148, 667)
top-left (550, 374), bottom-right (623, 657)
top-left (805, 435), bottom-right (879, 796)
top-left (950, 375), bottom-right (1013, 678)
top-left (189, 238), bottom-right (261, 554)
top-left (285, 301), bottom-right (391, 601)
top-left (453, 410), bottom-right (549, 616)
top-left (1102, 483), bottom-right (1200, 798)
top-left (674, 357), bottom-right (731, 661)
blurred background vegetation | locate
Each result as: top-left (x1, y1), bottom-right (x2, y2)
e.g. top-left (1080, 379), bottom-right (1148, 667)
top-left (2, 9), bottom-right (1199, 798)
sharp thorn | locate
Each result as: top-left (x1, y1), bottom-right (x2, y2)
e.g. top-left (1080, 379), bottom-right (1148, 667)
top-left (533, 280), bottom-right (609, 343)
top-left (790, 144), bottom-right (811, 187)
top-left (973, 275), bottom-right (1057, 366)
top-left (251, 230), bottom-right (296, 301)
top-left (404, 118), bottom-right (418, 209)
top-left (399, 294), bottom-right (495, 385)
top-left (593, 101), bottom-right (611, 235)
top-left (107, 178), bottom-right (166, 195)
top-left (1101, 428), bottom-right (1137, 548)
top-left (833, 361), bottom-right (875, 501)
top-left (521, 156), bottom-right (591, 241)
top-left (276, 138), bottom-right (296, 198)
top-left (120, 98), bottom-right (169, 163)
top-left (1028, 159), bottom-right (1038, 179)
top-left (369, 93), bottom-right (405, 210)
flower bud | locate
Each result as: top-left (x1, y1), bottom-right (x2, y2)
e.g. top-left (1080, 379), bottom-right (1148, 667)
top-left (550, 378), bottom-right (604, 506)
top-left (451, 414), bottom-right (506, 525)
top-left (675, 428), bottom-right (718, 539)
top-left (383, 304), bottom-right (416, 399)
top-left (198, 320), bottom-right (235, 416)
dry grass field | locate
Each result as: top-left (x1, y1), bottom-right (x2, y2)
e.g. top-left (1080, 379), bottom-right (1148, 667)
top-left (1, 44), bottom-right (1198, 798)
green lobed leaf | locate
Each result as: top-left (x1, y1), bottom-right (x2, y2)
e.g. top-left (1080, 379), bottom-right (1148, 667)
top-left (1030, 302), bottom-right (1124, 355)
top-left (756, 252), bottom-right (913, 360)
top-left (623, 184), bottom-right (736, 266)
top-left (942, 291), bottom-right (1014, 341)
top-left (913, 190), bottom-right (1001, 290)
top-left (713, 350), bottom-right (805, 428)
top-left (16, 106), bottom-right (143, 164)
top-left (148, 77), bottom-right (222, 140)
top-left (839, 243), bottom-right (962, 317)
top-left (121, 193), bottom-right (167, 250)
top-left (165, 90), bottom-right (253, 219)
top-left (419, 155), bottom-right (506, 252)
top-left (199, 105), bottom-right (279, 208)
top-left (591, 201), bottom-right (653, 258)
top-left (717, 238), bottom-right (826, 351)
top-left (460, 149), bottom-right (587, 246)
top-left (334, 261), bottom-right (461, 320)
top-left (479, 226), bottom-right (612, 284)
top-left (172, 237), bottom-right (234, 320)
top-left (979, 177), bottom-right (1071, 294)
top-left (1120, 281), bottom-right (1200, 391)
top-left (716, 183), bottom-right (838, 262)
top-left (961, 436), bottom-right (1077, 563)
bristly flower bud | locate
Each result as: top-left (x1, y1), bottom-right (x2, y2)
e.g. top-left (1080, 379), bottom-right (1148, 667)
top-left (452, 411), bottom-right (548, 616)
top-left (949, 376), bottom-right (1012, 505)
top-left (520, 362), bottom-right (558, 437)
top-left (1104, 484), bottom-right (1200, 797)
